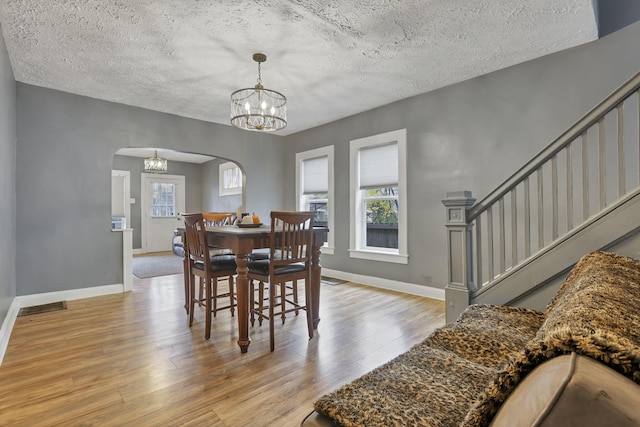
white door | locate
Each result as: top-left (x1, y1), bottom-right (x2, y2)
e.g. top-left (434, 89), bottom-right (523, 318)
top-left (141, 173), bottom-right (185, 253)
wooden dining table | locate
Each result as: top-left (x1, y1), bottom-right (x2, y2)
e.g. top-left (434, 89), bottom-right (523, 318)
top-left (181, 225), bottom-right (328, 353)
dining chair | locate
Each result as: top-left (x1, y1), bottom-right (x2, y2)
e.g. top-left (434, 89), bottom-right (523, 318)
top-left (247, 210), bottom-right (315, 351)
top-left (183, 213), bottom-right (237, 340)
top-left (198, 212), bottom-right (236, 301)
top-left (203, 212), bottom-right (233, 227)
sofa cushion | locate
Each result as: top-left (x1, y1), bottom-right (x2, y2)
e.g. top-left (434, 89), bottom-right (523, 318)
top-left (312, 304), bottom-right (539, 427)
top-left (464, 251), bottom-right (640, 426)
top-left (172, 234), bottom-right (185, 257)
top-left (425, 305), bottom-right (544, 369)
top-left (314, 345), bottom-right (496, 427)
top-left (456, 304), bottom-right (544, 337)
top-left (490, 353), bottom-right (640, 427)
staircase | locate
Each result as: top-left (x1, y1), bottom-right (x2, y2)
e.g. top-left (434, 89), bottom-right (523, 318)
top-left (443, 72), bottom-right (640, 323)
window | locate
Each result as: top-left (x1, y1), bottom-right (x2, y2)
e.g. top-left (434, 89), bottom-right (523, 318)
top-left (151, 182), bottom-right (176, 217)
top-left (363, 187), bottom-right (398, 248)
top-left (350, 129), bottom-right (407, 264)
top-left (296, 146), bottom-right (334, 254)
top-left (219, 161), bottom-right (243, 196)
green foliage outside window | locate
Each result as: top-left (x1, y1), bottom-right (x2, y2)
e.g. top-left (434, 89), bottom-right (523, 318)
top-left (365, 187), bottom-right (398, 225)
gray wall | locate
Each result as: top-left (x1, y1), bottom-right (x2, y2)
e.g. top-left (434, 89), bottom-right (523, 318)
top-left (16, 86), bottom-right (285, 296)
top-left (201, 158), bottom-right (243, 214)
top-left (597, 0), bottom-right (640, 36)
top-left (112, 155), bottom-right (206, 249)
top-left (283, 20), bottom-right (640, 293)
top-left (0, 27), bottom-right (16, 321)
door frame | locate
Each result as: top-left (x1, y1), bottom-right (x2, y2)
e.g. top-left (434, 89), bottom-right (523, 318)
top-left (141, 173), bottom-right (186, 253)
top-left (111, 170), bottom-right (131, 230)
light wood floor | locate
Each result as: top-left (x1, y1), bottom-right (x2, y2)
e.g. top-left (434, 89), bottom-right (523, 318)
top-left (0, 273), bottom-right (445, 426)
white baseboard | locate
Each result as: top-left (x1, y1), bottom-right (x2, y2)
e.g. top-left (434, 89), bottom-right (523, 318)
top-left (0, 299), bottom-right (20, 368)
top-left (14, 284), bottom-right (124, 307)
top-left (133, 248), bottom-right (144, 255)
top-left (321, 268), bottom-right (445, 301)
top-left (0, 283), bottom-right (125, 366)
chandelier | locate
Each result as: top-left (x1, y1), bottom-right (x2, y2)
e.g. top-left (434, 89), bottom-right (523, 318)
top-left (230, 53), bottom-right (287, 132)
top-left (144, 150), bottom-right (167, 173)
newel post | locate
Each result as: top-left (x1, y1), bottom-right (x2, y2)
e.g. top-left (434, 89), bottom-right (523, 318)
top-left (442, 191), bottom-right (476, 323)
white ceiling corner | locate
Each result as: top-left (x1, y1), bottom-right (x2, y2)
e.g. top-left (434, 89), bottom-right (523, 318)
top-left (0, 1), bottom-right (598, 136)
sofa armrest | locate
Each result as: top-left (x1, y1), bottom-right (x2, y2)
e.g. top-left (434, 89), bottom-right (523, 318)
top-left (490, 353), bottom-right (640, 427)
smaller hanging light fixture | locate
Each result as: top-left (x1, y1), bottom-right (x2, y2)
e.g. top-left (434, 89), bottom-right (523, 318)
top-left (144, 150), bottom-right (167, 173)
top-left (230, 53), bottom-right (287, 132)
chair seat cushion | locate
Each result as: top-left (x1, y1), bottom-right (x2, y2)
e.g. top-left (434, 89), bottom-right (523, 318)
top-left (248, 259), bottom-right (306, 275)
top-left (250, 249), bottom-right (284, 261)
top-left (193, 254), bottom-right (237, 272)
top-left (209, 247), bottom-right (233, 256)
top-left (250, 248), bottom-right (270, 260)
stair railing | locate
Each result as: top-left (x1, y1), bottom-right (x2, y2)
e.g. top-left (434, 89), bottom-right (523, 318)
top-left (443, 72), bottom-right (640, 322)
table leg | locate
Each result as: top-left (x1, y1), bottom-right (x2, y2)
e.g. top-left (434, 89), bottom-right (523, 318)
top-left (235, 253), bottom-right (251, 353)
top-left (311, 244), bottom-right (322, 329)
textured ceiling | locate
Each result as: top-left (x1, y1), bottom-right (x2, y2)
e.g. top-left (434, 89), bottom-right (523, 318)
top-left (0, 0), bottom-right (598, 135)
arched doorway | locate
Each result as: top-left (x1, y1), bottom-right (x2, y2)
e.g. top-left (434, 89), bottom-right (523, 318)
top-left (112, 147), bottom-right (246, 280)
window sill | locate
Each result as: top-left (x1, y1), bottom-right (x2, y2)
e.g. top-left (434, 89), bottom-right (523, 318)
top-left (320, 246), bottom-right (334, 255)
top-left (348, 249), bottom-right (408, 264)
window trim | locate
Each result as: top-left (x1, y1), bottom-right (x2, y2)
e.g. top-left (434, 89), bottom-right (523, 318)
top-left (349, 129), bottom-right (408, 264)
top-left (296, 145), bottom-right (335, 255)
top-left (219, 161), bottom-right (243, 196)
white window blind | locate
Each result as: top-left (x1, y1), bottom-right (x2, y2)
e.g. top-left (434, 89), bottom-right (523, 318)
top-left (359, 143), bottom-right (398, 189)
top-left (303, 155), bottom-right (328, 194)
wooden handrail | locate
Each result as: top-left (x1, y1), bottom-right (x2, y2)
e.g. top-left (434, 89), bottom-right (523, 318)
top-left (468, 72), bottom-right (640, 221)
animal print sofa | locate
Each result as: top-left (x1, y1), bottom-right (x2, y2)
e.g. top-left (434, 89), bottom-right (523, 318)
top-left (302, 251), bottom-right (640, 426)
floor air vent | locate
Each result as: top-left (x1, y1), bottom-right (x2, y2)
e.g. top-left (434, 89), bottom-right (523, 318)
top-left (18, 301), bottom-right (67, 316)
top-left (321, 277), bottom-right (347, 286)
